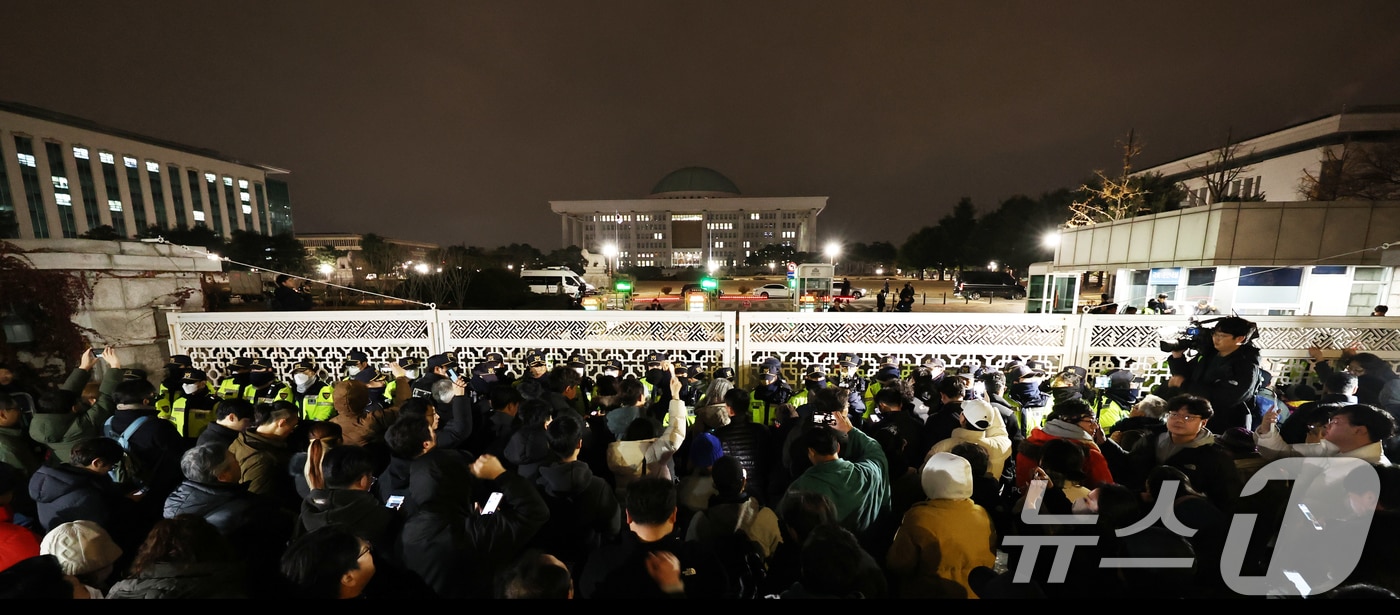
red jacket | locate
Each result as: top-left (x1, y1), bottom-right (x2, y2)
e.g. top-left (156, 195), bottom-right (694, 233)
top-left (1014, 427), bottom-right (1114, 491)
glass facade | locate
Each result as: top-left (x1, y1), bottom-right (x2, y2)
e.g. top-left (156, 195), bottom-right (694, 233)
top-left (124, 157), bottom-right (148, 231)
top-left (14, 136), bottom-right (49, 238)
top-left (266, 179), bottom-right (293, 235)
top-left (206, 173), bottom-right (224, 235)
top-left (46, 142), bottom-right (78, 238)
top-left (75, 147), bottom-right (102, 233)
top-left (167, 164), bottom-right (187, 228)
top-left (100, 154), bottom-right (127, 237)
top-left (222, 177), bottom-right (239, 231)
top-left (0, 139), bottom-right (17, 238)
top-left (254, 182), bottom-right (269, 233)
top-left (186, 170), bottom-right (206, 226)
top-left (146, 161), bottom-right (168, 230)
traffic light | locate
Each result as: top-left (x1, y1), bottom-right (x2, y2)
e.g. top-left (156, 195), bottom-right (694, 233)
top-left (614, 279), bottom-right (633, 293)
top-left (700, 277), bottom-right (718, 292)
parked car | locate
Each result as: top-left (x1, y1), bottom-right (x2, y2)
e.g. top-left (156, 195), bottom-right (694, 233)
top-left (751, 283), bottom-right (792, 299)
top-left (954, 270), bottom-right (1027, 300)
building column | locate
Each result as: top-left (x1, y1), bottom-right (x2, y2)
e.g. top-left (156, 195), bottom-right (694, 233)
top-left (89, 154), bottom-right (113, 228)
top-left (158, 166), bottom-right (178, 230)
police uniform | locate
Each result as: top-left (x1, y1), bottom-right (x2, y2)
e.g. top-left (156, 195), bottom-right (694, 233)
top-left (413, 352), bottom-right (459, 399)
top-left (342, 350), bottom-right (372, 384)
top-left (166, 368), bottom-right (219, 439)
top-left (382, 356), bottom-right (421, 407)
top-left (154, 354), bottom-right (194, 417)
top-left (291, 360), bottom-right (337, 421)
top-left (863, 366), bottom-right (903, 421)
top-left (832, 352), bottom-right (868, 416)
top-left (248, 357), bottom-right (293, 406)
top-left (592, 358), bottom-right (625, 400)
top-left (788, 365), bottom-right (830, 417)
top-left (640, 351), bottom-right (670, 407)
top-left (564, 353), bottom-right (592, 416)
top-left (215, 356), bottom-right (257, 401)
top-left (748, 357), bottom-right (793, 426)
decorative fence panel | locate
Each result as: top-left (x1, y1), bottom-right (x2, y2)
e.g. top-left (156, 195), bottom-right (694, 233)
top-left (436, 309), bottom-right (737, 376)
top-left (168, 310), bottom-right (1399, 391)
top-left (167, 310), bottom-right (439, 381)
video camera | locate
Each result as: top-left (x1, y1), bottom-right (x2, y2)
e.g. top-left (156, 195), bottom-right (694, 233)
top-left (1159, 316), bottom-right (1227, 353)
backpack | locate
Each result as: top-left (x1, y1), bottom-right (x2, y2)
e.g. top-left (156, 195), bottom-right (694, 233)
top-left (103, 415), bottom-right (152, 488)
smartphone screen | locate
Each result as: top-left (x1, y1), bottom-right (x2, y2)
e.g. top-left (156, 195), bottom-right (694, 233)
top-left (481, 491), bottom-right (504, 515)
top-left (385, 495), bottom-right (405, 510)
top-left (92, 347), bottom-right (105, 358)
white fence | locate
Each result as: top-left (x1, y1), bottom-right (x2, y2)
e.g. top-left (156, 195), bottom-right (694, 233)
top-left (168, 310), bottom-right (1400, 391)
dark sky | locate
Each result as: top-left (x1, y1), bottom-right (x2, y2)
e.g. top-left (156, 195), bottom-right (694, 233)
top-left (7, 2), bottom-right (1400, 250)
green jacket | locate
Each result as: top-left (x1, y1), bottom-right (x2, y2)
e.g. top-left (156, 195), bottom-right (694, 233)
top-left (782, 427), bottom-right (891, 535)
top-left (27, 367), bottom-right (121, 465)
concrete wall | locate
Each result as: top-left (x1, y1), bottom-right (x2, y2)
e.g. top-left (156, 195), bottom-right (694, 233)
top-left (7, 238), bottom-right (220, 373)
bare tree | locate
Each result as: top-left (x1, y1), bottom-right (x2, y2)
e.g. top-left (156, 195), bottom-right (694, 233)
top-left (1067, 130), bottom-right (1148, 226)
top-left (1188, 128), bottom-right (1258, 203)
top-left (1300, 140), bottom-right (1400, 201)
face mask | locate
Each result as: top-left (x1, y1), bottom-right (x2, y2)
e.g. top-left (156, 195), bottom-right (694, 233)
top-left (293, 373), bottom-right (313, 387)
top-left (1051, 388), bottom-right (1079, 404)
top-left (806, 380), bottom-right (825, 393)
top-left (182, 383), bottom-right (200, 395)
top-left (404, 369), bottom-right (419, 380)
top-left (646, 369), bottom-right (669, 387)
top-left (574, 367), bottom-right (585, 377)
top-left (347, 366), bottom-right (362, 377)
top-left (250, 372), bottom-right (274, 386)
top-left (603, 370), bottom-right (619, 378)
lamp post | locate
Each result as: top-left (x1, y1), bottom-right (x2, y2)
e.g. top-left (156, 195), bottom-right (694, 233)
top-left (602, 243), bottom-right (618, 277)
top-left (824, 242), bottom-right (840, 267)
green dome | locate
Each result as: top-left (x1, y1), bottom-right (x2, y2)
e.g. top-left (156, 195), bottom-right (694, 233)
top-left (649, 167), bottom-right (740, 197)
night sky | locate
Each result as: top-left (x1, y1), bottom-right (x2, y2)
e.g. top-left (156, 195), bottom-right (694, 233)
top-left (7, 2), bottom-right (1400, 250)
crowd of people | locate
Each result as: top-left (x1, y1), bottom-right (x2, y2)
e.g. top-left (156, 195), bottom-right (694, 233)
top-left (1, 316), bottom-right (1397, 599)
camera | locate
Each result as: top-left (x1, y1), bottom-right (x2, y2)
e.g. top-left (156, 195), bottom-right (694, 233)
top-left (1160, 317), bottom-right (1223, 353)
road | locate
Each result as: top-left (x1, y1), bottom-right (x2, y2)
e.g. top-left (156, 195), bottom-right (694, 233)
top-left (620, 276), bottom-right (1033, 313)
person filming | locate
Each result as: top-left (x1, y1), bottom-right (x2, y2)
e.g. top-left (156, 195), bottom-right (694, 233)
top-left (272, 274), bottom-right (315, 311)
top-left (1164, 316), bottom-right (1263, 434)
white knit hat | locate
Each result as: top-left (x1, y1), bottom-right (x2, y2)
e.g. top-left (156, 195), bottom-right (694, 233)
top-left (921, 452), bottom-right (974, 501)
top-left (39, 520), bottom-right (122, 576)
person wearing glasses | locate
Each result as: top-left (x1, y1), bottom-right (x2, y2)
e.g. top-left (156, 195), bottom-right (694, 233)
top-left (1122, 394), bottom-right (1242, 513)
top-left (1165, 316), bottom-right (1263, 434)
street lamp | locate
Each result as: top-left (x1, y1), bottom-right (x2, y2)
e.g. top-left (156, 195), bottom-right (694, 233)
top-left (414, 263), bottom-right (430, 274)
top-left (317, 263), bottom-right (334, 276)
top-left (987, 261), bottom-right (998, 271)
top-left (1042, 232), bottom-right (1060, 248)
top-left (602, 243), bottom-right (618, 276)
top-left (824, 242), bottom-right (840, 265)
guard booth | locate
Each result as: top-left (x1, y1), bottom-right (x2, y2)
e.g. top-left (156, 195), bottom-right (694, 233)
top-left (1025, 261), bottom-right (1081, 314)
top-left (795, 263), bottom-right (835, 312)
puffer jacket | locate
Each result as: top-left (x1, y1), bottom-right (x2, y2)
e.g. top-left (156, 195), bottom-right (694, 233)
top-left (27, 463), bottom-right (120, 533)
top-left (1014, 421), bottom-right (1114, 491)
top-left (1168, 344), bottom-right (1262, 433)
top-left (28, 367), bottom-right (119, 464)
top-left (531, 459), bottom-right (622, 570)
top-left (607, 400), bottom-right (686, 501)
top-left (712, 419), bottom-right (773, 504)
top-left (105, 561), bottom-right (247, 599)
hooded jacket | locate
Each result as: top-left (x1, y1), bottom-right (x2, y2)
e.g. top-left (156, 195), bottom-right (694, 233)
top-left (330, 377), bottom-right (409, 448)
top-left (1168, 343), bottom-right (1262, 433)
top-left (28, 367), bottom-right (120, 465)
top-left (105, 561), bottom-right (247, 599)
top-left (400, 449), bottom-right (548, 599)
top-left (685, 491), bottom-right (783, 559)
top-left (227, 430), bottom-right (293, 504)
top-left (886, 453), bottom-right (996, 599)
top-left (530, 458), bottom-right (622, 569)
top-left (297, 486), bottom-right (400, 553)
top-left (1014, 420), bottom-right (1114, 491)
top-left (26, 463), bottom-right (125, 535)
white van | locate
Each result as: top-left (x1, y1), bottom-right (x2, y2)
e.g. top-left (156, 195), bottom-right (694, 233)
top-left (521, 268), bottom-right (589, 299)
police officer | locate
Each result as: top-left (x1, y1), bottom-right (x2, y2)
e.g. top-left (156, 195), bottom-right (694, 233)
top-left (167, 368), bottom-right (219, 439)
top-left (748, 357), bottom-right (793, 427)
top-left (249, 357), bottom-right (292, 406)
top-left (155, 354), bottom-right (194, 416)
top-left (673, 361), bottom-right (703, 407)
top-left (215, 356), bottom-right (256, 400)
top-left (641, 352), bottom-right (672, 408)
top-left (343, 350), bottom-right (372, 383)
top-left (483, 352), bottom-right (514, 384)
top-left (291, 360), bottom-right (336, 421)
top-left (515, 351), bottom-right (549, 389)
top-left (788, 365), bottom-right (830, 417)
top-left (592, 358), bottom-right (624, 401)
top-left (831, 352), bottom-right (868, 417)
top-left (696, 366), bottom-right (735, 408)
top-left (413, 351), bottom-right (459, 398)
top-left (563, 353), bottom-right (592, 413)
top-left (862, 355), bottom-right (904, 415)
top-left (381, 356), bottom-right (420, 407)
